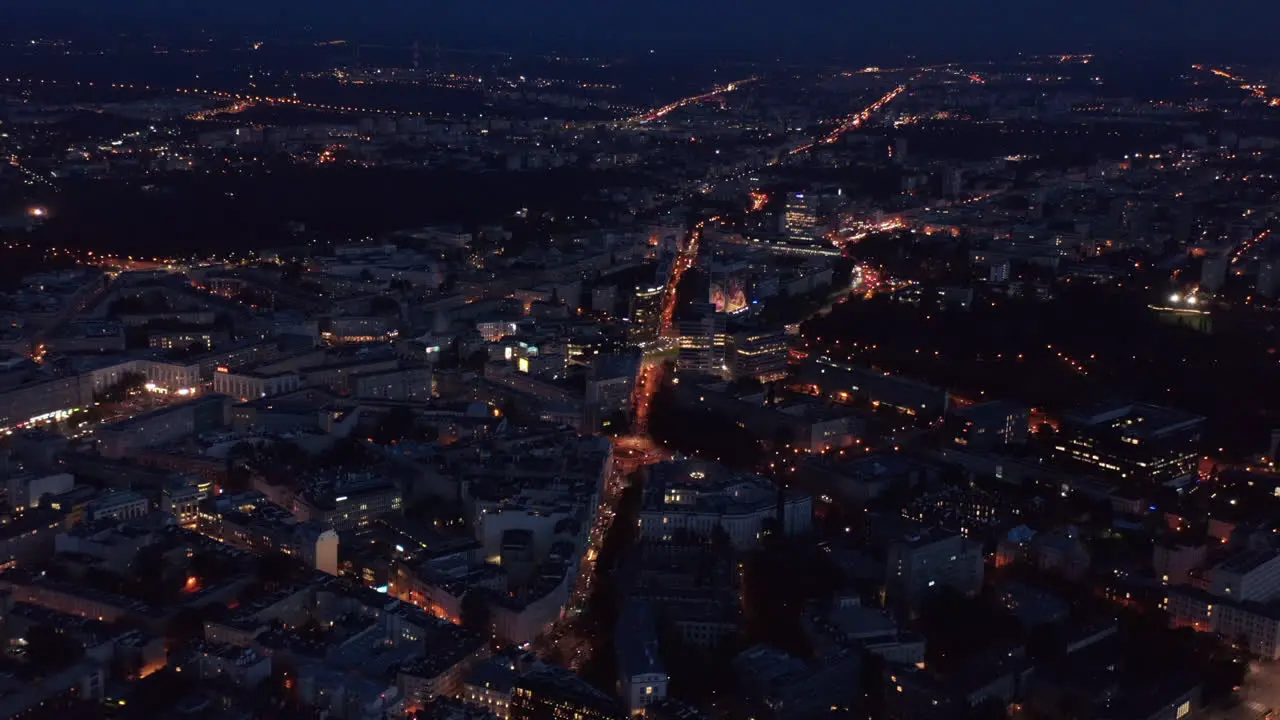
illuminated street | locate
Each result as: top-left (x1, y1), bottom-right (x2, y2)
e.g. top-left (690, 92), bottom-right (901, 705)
top-left (790, 84), bottom-right (907, 155)
top-left (630, 77), bottom-right (759, 124)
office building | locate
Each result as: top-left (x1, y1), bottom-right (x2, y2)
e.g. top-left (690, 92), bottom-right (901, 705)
top-left (629, 283), bottom-right (664, 346)
top-left (1053, 401), bottom-right (1204, 486)
top-left (949, 401), bottom-right (1030, 450)
top-left (784, 192), bottom-right (820, 244)
top-left (728, 329), bottom-right (789, 382)
top-left (676, 303), bottom-right (727, 374)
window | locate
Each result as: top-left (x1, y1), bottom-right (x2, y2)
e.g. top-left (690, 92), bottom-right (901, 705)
top-left (645, 687), bottom-right (653, 696)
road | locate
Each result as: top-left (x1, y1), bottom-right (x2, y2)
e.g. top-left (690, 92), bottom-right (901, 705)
top-left (1203, 661), bottom-right (1279, 720)
top-left (534, 213), bottom-right (711, 665)
top-left (539, 82), bottom-right (903, 668)
top-left (630, 78), bottom-right (759, 124)
top-left (0, 76), bottom-right (429, 118)
top-left (790, 85), bottom-right (907, 155)
top-left (1193, 65), bottom-right (1280, 107)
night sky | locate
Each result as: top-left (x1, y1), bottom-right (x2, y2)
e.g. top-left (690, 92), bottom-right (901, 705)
top-left (8, 0), bottom-right (1280, 62)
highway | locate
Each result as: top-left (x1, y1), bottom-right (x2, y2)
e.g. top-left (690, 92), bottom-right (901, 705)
top-left (1193, 65), bottom-right (1280, 107)
top-left (630, 77), bottom-right (758, 124)
top-left (790, 84), bottom-right (907, 155)
top-left (0, 76), bottom-right (434, 118)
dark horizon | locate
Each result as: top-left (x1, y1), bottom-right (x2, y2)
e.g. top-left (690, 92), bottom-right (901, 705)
top-left (6, 0), bottom-right (1280, 65)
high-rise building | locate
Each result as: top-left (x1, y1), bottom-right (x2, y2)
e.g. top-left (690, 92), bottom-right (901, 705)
top-left (676, 303), bottom-right (727, 374)
top-left (784, 192), bottom-right (820, 244)
top-left (988, 260), bottom-right (1011, 284)
top-left (628, 283), bottom-right (664, 347)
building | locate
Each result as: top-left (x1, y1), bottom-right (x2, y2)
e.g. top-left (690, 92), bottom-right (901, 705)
top-left (511, 667), bottom-right (620, 720)
top-left (800, 357), bottom-right (949, 420)
top-left (0, 507), bottom-right (65, 571)
top-left (676, 304), bottom-right (727, 374)
top-left (353, 365), bottom-right (434, 402)
top-left (784, 192), bottom-right (820, 244)
top-left (96, 395), bottom-right (230, 459)
top-left (161, 478), bottom-right (207, 527)
top-left (820, 596), bottom-right (925, 665)
top-left (628, 282), bottom-right (665, 347)
top-left (6, 472), bottom-right (74, 512)
top-left (732, 644), bottom-right (860, 719)
top-left (324, 315), bottom-right (399, 344)
top-left (1257, 259), bottom-right (1280, 299)
top-left (615, 600), bottom-right (668, 715)
top-left (624, 542), bottom-right (740, 650)
top-left (212, 368), bottom-right (300, 402)
top-left (148, 328), bottom-right (228, 351)
top-left (1201, 251), bottom-right (1230, 293)
top-left (0, 374), bottom-right (95, 430)
top-left (293, 476), bottom-right (404, 530)
top-left (801, 452), bottom-right (929, 507)
top-left (200, 492), bottom-right (341, 575)
top-left (949, 401), bottom-right (1029, 450)
top-left (584, 352), bottom-right (640, 433)
top-left (462, 658), bottom-right (520, 720)
top-left (1053, 401), bottom-right (1205, 487)
top-left (1167, 553), bottom-right (1280, 659)
top-left (728, 329), bottom-right (789, 382)
top-left (0, 659), bottom-right (105, 719)
top-left (885, 525), bottom-right (984, 611)
top-left (186, 643), bottom-right (273, 688)
top-left (639, 460), bottom-right (811, 549)
top-left (85, 490), bottom-right (150, 522)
